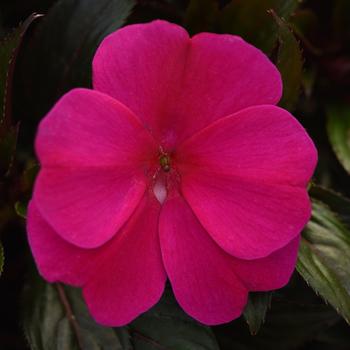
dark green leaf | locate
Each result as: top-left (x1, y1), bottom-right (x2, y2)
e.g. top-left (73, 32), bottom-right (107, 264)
top-left (16, 0), bottom-right (135, 126)
top-left (14, 200), bottom-right (27, 218)
top-left (130, 288), bottom-right (220, 350)
top-left (297, 188), bottom-right (350, 324)
top-left (23, 273), bottom-right (220, 350)
top-left (327, 103), bottom-right (350, 175)
top-left (309, 185), bottom-right (350, 227)
top-left (22, 272), bottom-right (126, 350)
top-left (243, 292), bottom-right (272, 335)
top-left (313, 319), bottom-right (350, 350)
top-left (215, 291), bottom-right (338, 350)
top-left (273, 13), bottom-right (303, 111)
top-left (184, 0), bottom-right (219, 34)
top-left (220, 0), bottom-right (300, 53)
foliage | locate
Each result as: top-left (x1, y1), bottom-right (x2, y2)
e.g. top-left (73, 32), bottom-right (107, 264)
top-left (0, 0), bottom-right (350, 349)
top-left (23, 272), bottom-right (220, 350)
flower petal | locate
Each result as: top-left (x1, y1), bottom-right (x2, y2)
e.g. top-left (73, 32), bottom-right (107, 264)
top-left (165, 33), bottom-right (282, 143)
top-left (27, 194), bottom-right (166, 326)
top-left (27, 201), bottom-right (95, 286)
top-left (93, 20), bottom-right (282, 146)
top-left (83, 193), bottom-right (166, 326)
top-left (93, 20), bottom-right (189, 142)
top-left (177, 105), bottom-right (317, 187)
top-left (233, 237), bottom-right (300, 291)
top-left (177, 105), bottom-right (316, 259)
top-left (36, 88), bottom-right (157, 168)
top-left (34, 88), bottom-right (157, 248)
top-left (34, 167), bottom-right (146, 248)
top-left (159, 191), bottom-right (248, 325)
top-left (180, 172), bottom-right (310, 260)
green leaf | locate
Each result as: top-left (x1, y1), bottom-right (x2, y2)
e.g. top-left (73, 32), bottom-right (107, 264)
top-left (130, 288), bottom-right (220, 350)
top-left (215, 288), bottom-right (338, 350)
top-left (327, 103), bottom-right (350, 175)
top-left (273, 13), bottom-right (303, 111)
top-left (22, 272), bottom-right (126, 350)
top-left (23, 273), bottom-right (220, 350)
top-left (309, 185), bottom-right (350, 227)
top-left (14, 200), bottom-right (27, 218)
top-left (220, 0), bottom-right (300, 53)
top-left (243, 292), bottom-right (272, 335)
top-left (15, 0), bottom-right (135, 127)
top-left (297, 187), bottom-right (350, 324)
top-left (184, 0), bottom-right (219, 35)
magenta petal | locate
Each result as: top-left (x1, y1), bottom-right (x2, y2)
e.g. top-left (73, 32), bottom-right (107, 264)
top-left (34, 88), bottom-right (157, 248)
top-left (166, 33), bottom-right (282, 143)
top-left (27, 194), bottom-right (166, 326)
top-left (93, 20), bottom-right (282, 146)
top-left (36, 88), bottom-right (157, 168)
top-left (233, 237), bottom-right (300, 291)
top-left (159, 192), bottom-right (248, 325)
top-left (177, 105), bottom-right (317, 187)
top-left (180, 172), bottom-right (311, 260)
top-left (93, 20), bottom-right (189, 139)
top-left (83, 193), bottom-right (166, 326)
top-left (178, 105), bottom-right (316, 259)
top-left (27, 201), bottom-right (95, 286)
top-left (34, 167), bottom-right (145, 248)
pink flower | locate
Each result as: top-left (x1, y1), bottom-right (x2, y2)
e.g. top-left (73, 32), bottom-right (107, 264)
top-left (27, 20), bottom-right (317, 326)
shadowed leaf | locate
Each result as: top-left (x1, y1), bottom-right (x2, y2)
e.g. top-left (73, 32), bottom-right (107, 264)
top-left (184, 0), bottom-right (219, 34)
top-left (297, 187), bottom-right (350, 324)
top-left (15, 0), bottom-right (135, 128)
top-left (130, 288), bottom-right (220, 350)
top-left (327, 103), bottom-right (350, 175)
top-left (220, 0), bottom-right (300, 53)
top-left (23, 273), bottom-right (220, 350)
top-left (273, 12), bottom-right (303, 111)
top-left (243, 292), bottom-right (272, 335)
top-left (14, 200), bottom-right (27, 218)
top-left (22, 273), bottom-right (126, 350)
top-left (214, 287), bottom-right (338, 350)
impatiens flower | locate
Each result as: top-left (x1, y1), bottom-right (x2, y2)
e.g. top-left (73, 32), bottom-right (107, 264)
top-left (27, 20), bottom-right (317, 326)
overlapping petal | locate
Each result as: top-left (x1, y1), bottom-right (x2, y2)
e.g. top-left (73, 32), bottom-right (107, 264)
top-left (28, 201), bottom-right (98, 285)
top-left (159, 191), bottom-right (300, 325)
top-left (177, 105), bottom-right (317, 186)
top-left (34, 88), bottom-right (157, 248)
top-left (27, 194), bottom-right (166, 326)
top-left (93, 20), bottom-right (282, 146)
top-left (36, 88), bottom-right (157, 168)
top-left (177, 105), bottom-right (316, 259)
top-left (159, 191), bottom-right (248, 325)
top-left (232, 237), bottom-right (300, 291)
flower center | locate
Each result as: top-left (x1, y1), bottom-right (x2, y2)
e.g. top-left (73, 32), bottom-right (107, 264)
top-left (159, 153), bottom-right (171, 172)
